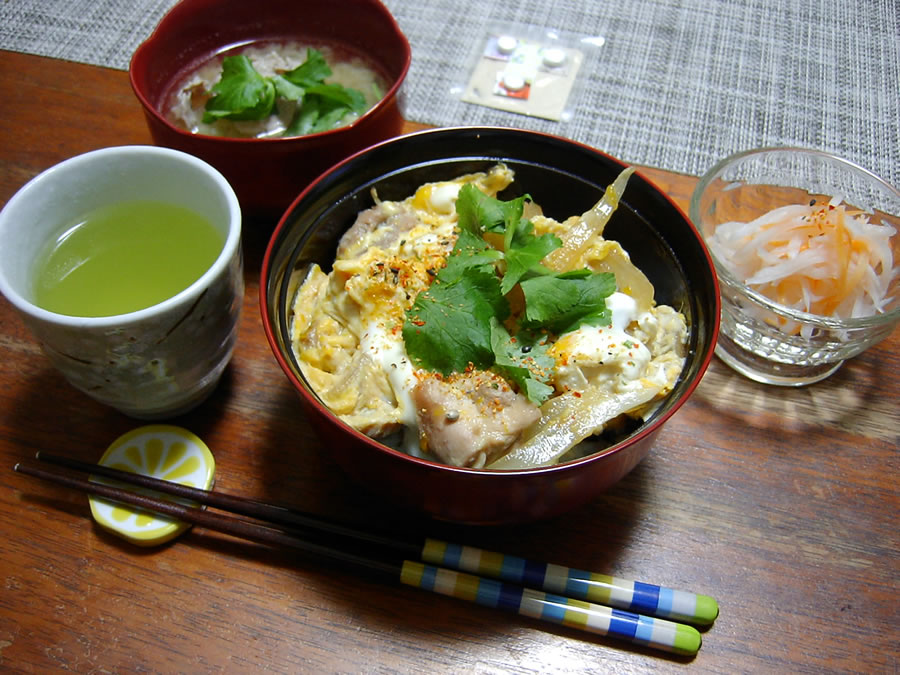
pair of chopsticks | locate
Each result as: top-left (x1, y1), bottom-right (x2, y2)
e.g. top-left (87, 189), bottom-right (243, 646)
top-left (14, 453), bottom-right (717, 656)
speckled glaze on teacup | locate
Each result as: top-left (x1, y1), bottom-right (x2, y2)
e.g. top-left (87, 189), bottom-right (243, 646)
top-left (0, 146), bottom-right (243, 418)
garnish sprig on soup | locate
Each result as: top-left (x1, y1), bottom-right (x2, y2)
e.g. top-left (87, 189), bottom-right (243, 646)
top-left (167, 43), bottom-right (386, 139)
top-left (289, 164), bottom-right (689, 469)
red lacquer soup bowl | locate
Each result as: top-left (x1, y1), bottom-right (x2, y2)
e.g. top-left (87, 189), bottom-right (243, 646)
top-left (130, 0), bottom-right (411, 223)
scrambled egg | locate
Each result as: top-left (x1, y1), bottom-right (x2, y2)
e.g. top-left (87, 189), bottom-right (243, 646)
top-left (291, 165), bottom-right (515, 445)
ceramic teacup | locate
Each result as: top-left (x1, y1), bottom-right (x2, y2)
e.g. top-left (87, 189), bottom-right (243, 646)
top-left (0, 146), bottom-right (243, 418)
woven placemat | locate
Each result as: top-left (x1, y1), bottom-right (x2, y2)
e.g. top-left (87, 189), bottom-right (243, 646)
top-left (1, 0), bottom-right (897, 187)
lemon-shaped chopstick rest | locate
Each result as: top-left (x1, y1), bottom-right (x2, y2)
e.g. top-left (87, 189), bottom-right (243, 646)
top-left (88, 425), bottom-right (215, 546)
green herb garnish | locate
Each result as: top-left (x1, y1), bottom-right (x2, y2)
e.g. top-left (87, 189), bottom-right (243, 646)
top-left (403, 184), bottom-right (616, 404)
top-left (202, 49), bottom-right (368, 136)
top-left (203, 55), bottom-right (276, 122)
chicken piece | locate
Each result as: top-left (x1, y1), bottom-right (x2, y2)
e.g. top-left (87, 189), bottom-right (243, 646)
top-left (412, 370), bottom-right (541, 468)
top-left (337, 202), bottom-right (420, 260)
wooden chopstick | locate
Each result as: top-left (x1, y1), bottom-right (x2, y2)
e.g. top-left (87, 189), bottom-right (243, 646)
top-left (15, 459), bottom-right (398, 576)
top-left (15, 456), bottom-right (712, 656)
top-left (34, 451), bottom-right (417, 558)
top-left (30, 452), bottom-right (717, 627)
top-left (36, 452), bottom-right (719, 626)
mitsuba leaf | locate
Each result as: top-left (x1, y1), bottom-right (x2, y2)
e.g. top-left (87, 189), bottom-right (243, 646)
top-left (490, 320), bottom-right (555, 405)
top-left (520, 271), bottom-right (615, 335)
top-left (280, 49), bottom-right (367, 134)
top-left (309, 104), bottom-right (349, 133)
top-left (270, 74), bottom-right (305, 101)
top-left (501, 230), bottom-right (561, 294)
top-left (456, 184), bottom-right (528, 236)
top-left (402, 179), bottom-right (623, 405)
top-left (439, 228), bottom-right (503, 283)
top-left (403, 268), bottom-right (509, 375)
top-left (285, 97), bottom-right (320, 136)
top-left (282, 48), bottom-right (333, 86)
top-left (204, 48), bottom-right (368, 137)
top-left (286, 88), bottom-right (367, 136)
top-left (305, 83), bottom-right (367, 112)
top-left (203, 55), bottom-right (276, 122)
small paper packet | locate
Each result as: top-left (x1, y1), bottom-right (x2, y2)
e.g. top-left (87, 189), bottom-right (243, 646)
top-left (460, 23), bottom-right (605, 122)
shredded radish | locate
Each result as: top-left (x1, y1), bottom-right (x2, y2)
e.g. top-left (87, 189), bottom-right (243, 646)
top-left (708, 199), bottom-right (897, 333)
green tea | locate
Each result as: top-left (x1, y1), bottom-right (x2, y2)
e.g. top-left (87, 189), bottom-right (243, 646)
top-left (32, 200), bottom-right (225, 317)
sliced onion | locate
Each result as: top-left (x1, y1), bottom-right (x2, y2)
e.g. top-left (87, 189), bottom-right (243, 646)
top-left (544, 166), bottom-right (636, 272)
top-left (589, 244), bottom-right (655, 314)
top-left (487, 381), bottom-right (662, 469)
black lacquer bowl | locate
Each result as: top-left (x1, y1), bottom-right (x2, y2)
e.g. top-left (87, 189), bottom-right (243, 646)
top-left (261, 127), bottom-right (720, 525)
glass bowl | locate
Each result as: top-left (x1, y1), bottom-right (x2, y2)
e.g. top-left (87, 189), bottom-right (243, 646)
top-left (690, 147), bottom-right (900, 386)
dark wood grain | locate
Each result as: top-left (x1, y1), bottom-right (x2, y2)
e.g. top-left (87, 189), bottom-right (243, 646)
top-left (0, 50), bottom-right (897, 673)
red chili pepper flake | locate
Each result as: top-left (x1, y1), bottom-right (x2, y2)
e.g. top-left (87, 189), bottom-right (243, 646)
top-left (573, 391), bottom-right (582, 398)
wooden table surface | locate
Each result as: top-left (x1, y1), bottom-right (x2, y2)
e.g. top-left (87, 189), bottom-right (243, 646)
top-left (1, 50), bottom-right (897, 674)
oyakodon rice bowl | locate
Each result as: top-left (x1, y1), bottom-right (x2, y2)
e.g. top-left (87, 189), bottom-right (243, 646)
top-left (290, 163), bottom-right (690, 469)
top-left (262, 127), bottom-right (720, 524)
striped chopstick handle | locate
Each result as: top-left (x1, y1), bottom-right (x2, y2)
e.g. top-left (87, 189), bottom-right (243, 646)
top-left (400, 561), bottom-right (701, 656)
top-left (421, 538), bottom-right (718, 626)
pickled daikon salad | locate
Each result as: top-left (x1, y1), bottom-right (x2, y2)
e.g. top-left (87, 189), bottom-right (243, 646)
top-left (707, 196), bottom-right (897, 337)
